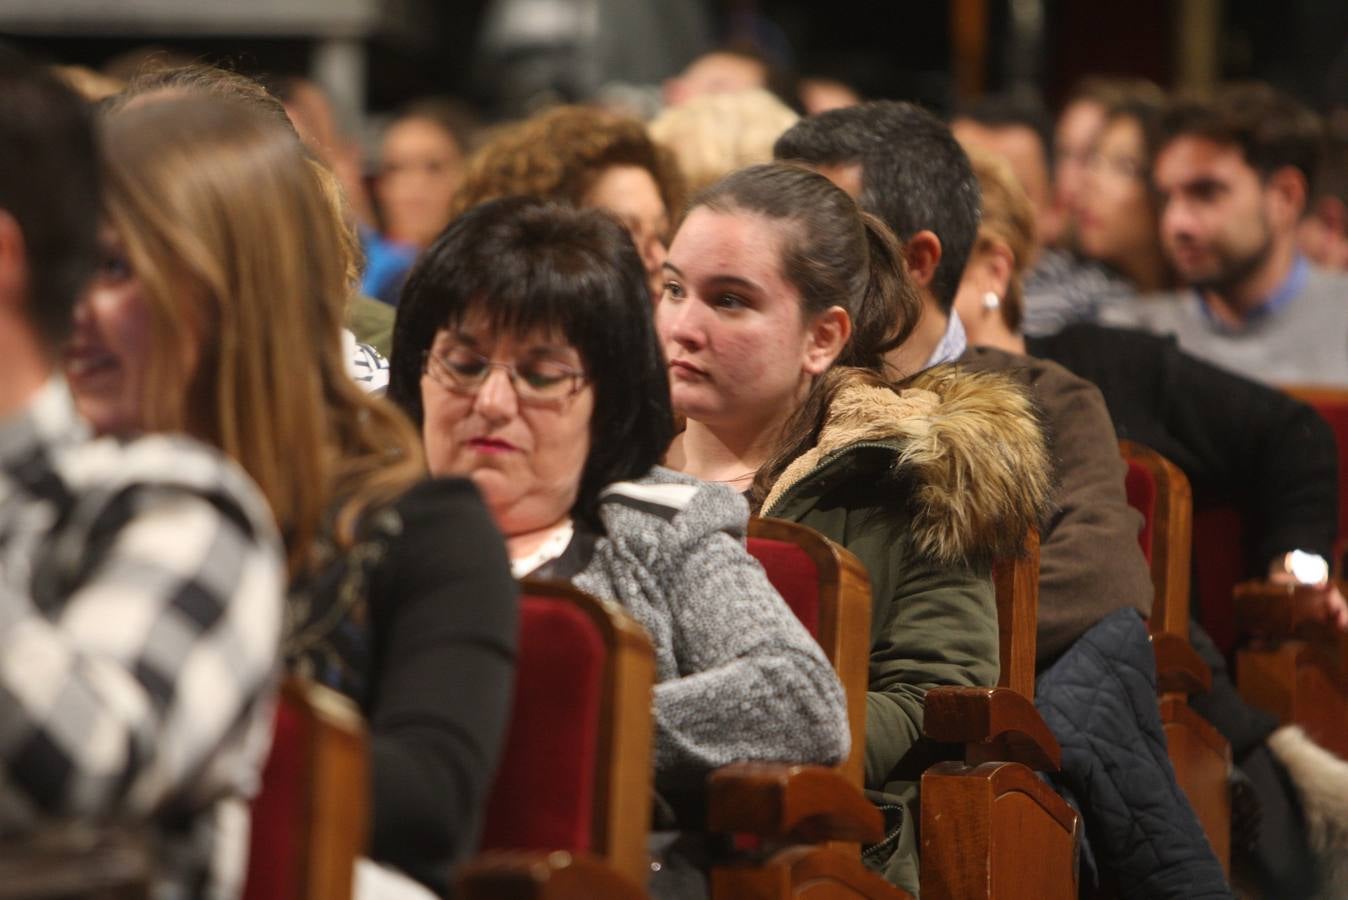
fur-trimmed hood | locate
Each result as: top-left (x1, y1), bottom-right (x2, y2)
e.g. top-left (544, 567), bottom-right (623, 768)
top-left (762, 364), bottom-right (1053, 566)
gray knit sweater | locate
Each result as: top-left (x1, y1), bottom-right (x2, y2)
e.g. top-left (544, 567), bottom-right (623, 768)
top-left (549, 467), bottom-right (850, 789)
top-left (1099, 264), bottom-right (1348, 386)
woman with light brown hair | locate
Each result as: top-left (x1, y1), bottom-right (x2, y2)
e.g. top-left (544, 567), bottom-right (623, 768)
top-left (453, 104), bottom-right (684, 299)
top-left (953, 149), bottom-right (1039, 350)
top-left (71, 87), bottom-right (517, 897)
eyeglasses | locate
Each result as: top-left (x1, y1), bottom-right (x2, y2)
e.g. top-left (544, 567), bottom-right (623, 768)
top-left (423, 346), bottom-right (588, 405)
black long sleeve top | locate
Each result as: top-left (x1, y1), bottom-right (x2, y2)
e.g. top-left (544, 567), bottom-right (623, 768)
top-left (1028, 323), bottom-right (1338, 573)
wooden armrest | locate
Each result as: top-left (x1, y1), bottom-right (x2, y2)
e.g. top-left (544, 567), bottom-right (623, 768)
top-left (706, 762), bottom-right (884, 844)
top-left (1235, 580), bottom-right (1345, 643)
top-left (1152, 632), bottom-right (1213, 695)
top-left (457, 850), bottom-right (647, 900)
top-left (922, 686), bottom-right (1061, 772)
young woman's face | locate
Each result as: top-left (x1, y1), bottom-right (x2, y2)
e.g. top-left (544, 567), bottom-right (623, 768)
top-left (1075, 116), bottom-right (1158, 269)
top-left (65, 225), bottom-right (157, 435)
top-left (376, 117), bottom-right (463, 248)
top-left (656, 207), bottom-right (824, 430)
top-left (419, 317), bottom-right (594, 537)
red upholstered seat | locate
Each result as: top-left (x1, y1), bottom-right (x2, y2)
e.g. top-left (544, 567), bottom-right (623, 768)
top-left (1193, 505), bottom-right (1248, 656)
top-left (242, 678), bottom-right (366, 900)
top-left (477, 594), bottom-right (607, 855)
top-left (747, 537), bottom-right (822, 638)
top-left (242, 699), bottom-right (306, 900)
top-left (1124, 460), bottom-right (1157, 565)
top-left (1285, 387), bottom-right (1348, 551)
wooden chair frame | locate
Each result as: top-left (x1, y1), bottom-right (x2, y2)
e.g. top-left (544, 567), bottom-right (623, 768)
top-left (1120, 439), bottom-right (1231, 874)
top-left (458, 580), bottom-right (656, 900)
top-left (920, 530), bottom-right (1081, 900)
top-left (243, 676), bottom-right (368, 900)
top-left (708, 517), bottom-right (910, 899)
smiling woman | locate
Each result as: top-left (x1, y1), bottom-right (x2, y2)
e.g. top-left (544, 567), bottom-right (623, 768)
top-left (388, 196), bottom-right (851, 897)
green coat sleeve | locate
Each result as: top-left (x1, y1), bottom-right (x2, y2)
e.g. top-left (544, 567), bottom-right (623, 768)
top-left (862, 542), bottom-right (999, 790)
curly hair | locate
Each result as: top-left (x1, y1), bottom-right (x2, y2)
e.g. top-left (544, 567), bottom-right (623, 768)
top-left (451, 104), bottom-right (684, 219)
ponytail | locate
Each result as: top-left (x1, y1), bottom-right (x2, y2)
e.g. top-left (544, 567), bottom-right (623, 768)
top-left (836, 212), bottom-right (920, 371)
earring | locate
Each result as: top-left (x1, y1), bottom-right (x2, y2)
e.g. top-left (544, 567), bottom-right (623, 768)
top-left (983, 291), bottom-right (1001, 311)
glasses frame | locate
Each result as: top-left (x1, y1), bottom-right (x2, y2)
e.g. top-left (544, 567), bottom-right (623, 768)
top-left (422, 348), bottom-right (589, 407)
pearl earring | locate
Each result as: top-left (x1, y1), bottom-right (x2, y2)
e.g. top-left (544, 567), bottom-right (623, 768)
top-left (983, 291), bottom-right (1001, 311)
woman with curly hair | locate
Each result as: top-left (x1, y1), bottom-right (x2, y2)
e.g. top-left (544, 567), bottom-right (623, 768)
top-left (452, 104), bottom-right (684, 299)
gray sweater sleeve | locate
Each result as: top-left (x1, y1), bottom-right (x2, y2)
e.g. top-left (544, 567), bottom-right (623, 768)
top-left (602, 479), bottom-right (850, 787)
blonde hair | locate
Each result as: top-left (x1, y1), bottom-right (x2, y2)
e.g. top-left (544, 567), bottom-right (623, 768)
top-left (648, 89), bottom-right (799, 195)
top-left (101, 93), bottom-right (422, 577)
top-left (966, 149), bottom-right (1036, 334)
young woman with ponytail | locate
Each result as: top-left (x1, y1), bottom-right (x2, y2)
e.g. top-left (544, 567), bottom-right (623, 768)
top-left (658, 162), bottom-right (1052, 893)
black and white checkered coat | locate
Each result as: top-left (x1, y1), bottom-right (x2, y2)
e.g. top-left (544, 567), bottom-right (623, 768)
top-left (0, 381), bottom-right (285, 899)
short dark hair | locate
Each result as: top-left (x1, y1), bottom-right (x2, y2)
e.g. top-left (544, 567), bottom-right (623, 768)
top-left (774, 100), bottom-right (981, 313)
top-left (388, 197), bottom-right (675, 531)
top-left (0, 44), bottom-right (99, 348)
top-left (1160, 82), bottom-right (1324, 186)
top-left (953, 94), bottom-right (1055, 168)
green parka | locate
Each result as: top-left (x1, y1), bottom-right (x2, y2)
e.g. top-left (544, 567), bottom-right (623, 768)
top-left (759, 365), bottom-right (1053, 894)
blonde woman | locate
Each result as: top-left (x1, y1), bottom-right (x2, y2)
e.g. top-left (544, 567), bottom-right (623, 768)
top-left (647, 88), bottom-right (799, 195)
top-left (72, 89), bottom-right (517, 896)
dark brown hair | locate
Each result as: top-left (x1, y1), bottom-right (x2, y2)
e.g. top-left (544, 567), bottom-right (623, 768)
top-left (1160, 82), bottom-right (1324, 186)
top-left (689, 162), bottom-right (920, 373)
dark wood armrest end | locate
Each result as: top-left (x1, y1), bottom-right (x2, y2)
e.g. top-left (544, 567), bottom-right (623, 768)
top-left (707, 762), bottom-right (884, 844)
top-left (923, 686), bottom-right (1062, 772)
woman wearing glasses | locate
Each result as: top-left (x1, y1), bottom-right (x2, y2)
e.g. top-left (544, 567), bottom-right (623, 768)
top-left (389, 197), bottom-right (849, 894)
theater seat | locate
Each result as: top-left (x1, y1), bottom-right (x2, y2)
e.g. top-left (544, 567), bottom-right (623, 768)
top-left (456, 579), bottom-right (655, 900)
top-left (1121, 439), bottom-right (1231, 873)
top-left (242, 676), bottom-right (368, 900)
top-left (707, 517), bottom-right (907, 900)
top-left (920, 531), bottom-right (1080, 900)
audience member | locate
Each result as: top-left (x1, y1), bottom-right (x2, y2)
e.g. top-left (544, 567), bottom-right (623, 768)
top-left (0, 50), bottom-right (284, 897)
top-left (1100, 82), bottom-right (1348, 386)
top-left (659, 161), bottom-right (1051, 892)
top-left (1018, 79), bottom-right (1167, 336)
top-left (452, 104), bottom-right (684, 300)
top-left (951, 94), bottom-right (1062, 247)
top-left (369, 99), bottom-right (475, 304)
top-left (271, 75), bottom-right (395, 353)
top-left (797, 75), bottom-right (860, 114)
top-left (663, 44), bottom-right (799, 112)
top-left (777, 101), bottom-right (1231, 897)
top-left (648, 88), bottom-right (798, 195)
top-left (967, 135), bottom-right (1348, 900)
top-left (88, 83), bottom-right (518, 896)
top-left (388, 195), bottom-right (849, 898)
top-left (1052, 76), bottom-right (1166, 243)
top-left (1298, 109), bottom-right (1348, 270)
top-left (1073, 92), bottom-right (1174, 293)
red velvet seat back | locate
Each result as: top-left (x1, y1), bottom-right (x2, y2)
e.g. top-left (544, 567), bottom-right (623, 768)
top-left (1124, 460), bottom-right (1157, 565)
top-left (1299, 393), bottom-right (1348, 547)
top-left (747, 537), bottom-right (822, 638)
top-left (241, 695), bottom-right (307, 900)
top-left (477, 595), bottom-right (606, 854)
top-left (1192, 505), bottom-right (1247, 656)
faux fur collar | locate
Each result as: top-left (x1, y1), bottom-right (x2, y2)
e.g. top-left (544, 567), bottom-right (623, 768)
top-left (763, 365), bottom-right (1052, 566)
